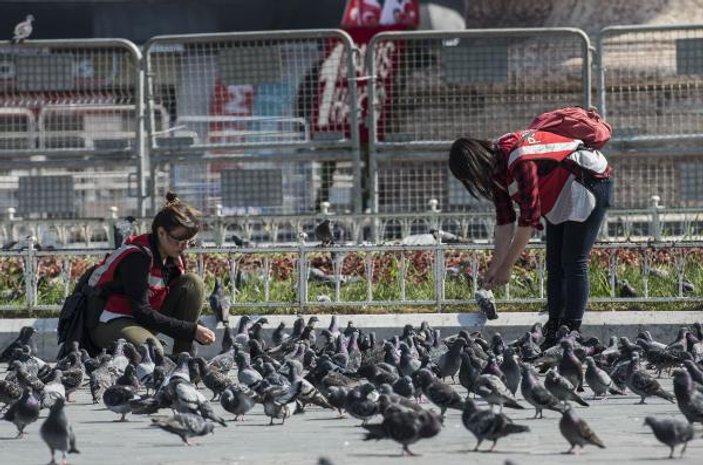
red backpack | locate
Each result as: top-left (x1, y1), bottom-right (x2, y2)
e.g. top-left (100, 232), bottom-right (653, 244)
top-left (528, 106), bottom-right (612, 149)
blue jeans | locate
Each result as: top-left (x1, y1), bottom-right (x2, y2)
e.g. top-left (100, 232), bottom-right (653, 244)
top-left (545, 177), bottom-right (613, 321)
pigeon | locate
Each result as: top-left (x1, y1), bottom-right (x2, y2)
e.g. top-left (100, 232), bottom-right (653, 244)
top-left (435, 337), bottom-right (467, 381)
top-left (461, 398), bottom-right (529, 452)
top-left (40, 398), bottom-right (79, 465)
top-left (643, 416), bottom-right (695, 459)
top-left (519, 364), bottom-right (563, 419)
top-left (135, 345), bottom-right (155, 388)
top-left (220, 384), bottom-right (258, 421)
top-left (259, 382), bottom-right (301, 426)
top-left (364, 406), bottom-right (442, 457)
top-left (209, 278), bottom-right (231, 327)
top-left (12, 15), bottom-right (34, 44)
top-left (345, 383), bottom-right (380, 425)
top-left (559, 404), bottom-right (605, 454)
top-left (112, 215), bottom-right (136, 248)
top-left (103, 385), bottom-right (137, 421)
top-left (618, 279), bottom-right (638, 298)
top-left (558, 340), bottom-right (584, 392)
top-left (192, 358), bottom-right (229, 401)
top-left (413, 369), bottom-right (465, 417)
top-left (0, 378), bottom-right (22, 408)
top-left (0, 327), bottom-right (36, 363)
top-left (315, 219), bottom-right (334, 245)
top-left (475, 289), bottom-right (498, 320)
top-left (430, 228), bottom-right (470, 244)
top-left (672, 368), bottom-right (703, 425)
top-left (3, 388), bottom-right (40, 437)
top-left (41, 370), bottom-right (66, 409)
top-left (500, 347), bottom-right (522, 395)
top-left (474, 374), bottom-right (524, 412)
top-left (151, 413), bottom-right (215, 446)
top-left (545, 369), bottom-right (589, 407)
top-left (235, 353), bottom-right (263, 389)
top-left (584, 356), bottom-right (624, 399)
top-left (626, 353), bottom-right (675, 404)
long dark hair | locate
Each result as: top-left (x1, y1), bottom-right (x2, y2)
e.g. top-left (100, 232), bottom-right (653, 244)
top-left (448, 137), bottom-right (498, 201)
top-left (151, 191), bottom-right (201, 238)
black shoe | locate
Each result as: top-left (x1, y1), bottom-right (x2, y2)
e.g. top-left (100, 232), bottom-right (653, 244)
top-left (559, 318), bottom-right (582, 333)
top-left (539, 318), bottom-right (559, 351)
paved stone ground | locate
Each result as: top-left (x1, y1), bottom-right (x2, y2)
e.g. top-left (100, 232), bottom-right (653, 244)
top-left (1, 372), bottom-right (701, 465)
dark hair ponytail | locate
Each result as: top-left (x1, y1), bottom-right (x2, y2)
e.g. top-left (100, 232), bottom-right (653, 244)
top-left (151, 191), bottom-right (201, 238)
top-left (448, 137), bottom-right (498, 201)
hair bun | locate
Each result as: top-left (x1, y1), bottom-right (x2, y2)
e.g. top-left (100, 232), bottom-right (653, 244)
top-left (165, 191), bottom-right (179, 204)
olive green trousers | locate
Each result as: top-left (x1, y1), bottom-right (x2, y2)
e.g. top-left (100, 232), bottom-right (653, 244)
top-left (90, 272), bottom-right (205, 355)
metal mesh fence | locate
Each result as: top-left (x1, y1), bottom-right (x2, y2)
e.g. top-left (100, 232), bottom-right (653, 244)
top-left (366, 28), bottom-right (591, 213)
top-left (0, 39), bottom-right (143, 217)
top-left (144, 30), bottom-right (361, 215)
top-left (598, 25), bottom-right (703, 141)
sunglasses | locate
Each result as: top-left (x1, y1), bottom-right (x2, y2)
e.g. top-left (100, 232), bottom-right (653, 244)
top-left (166, 231), bottom-right (197, 248)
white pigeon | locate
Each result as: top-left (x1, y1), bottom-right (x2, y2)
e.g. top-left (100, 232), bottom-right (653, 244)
top-left (12, 15), bottom-right (34, 44)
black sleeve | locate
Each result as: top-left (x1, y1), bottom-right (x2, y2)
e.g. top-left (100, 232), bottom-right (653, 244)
top-left (116, 252), bottom-right (197, 341)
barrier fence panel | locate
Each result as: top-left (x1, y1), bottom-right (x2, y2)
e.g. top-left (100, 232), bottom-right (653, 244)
top-left (144, 30), bottom-right (362, 216)
top-left (366, 28), bottom-right (591, 213)
top-left (597, 24), bottom-right (703, 143)
top-left (3, 241), bottom-right (703, 314)
top-left (0, 39), bottom-right (145, 217)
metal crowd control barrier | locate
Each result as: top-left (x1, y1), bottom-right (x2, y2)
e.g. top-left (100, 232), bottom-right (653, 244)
top-left (0, 39), bottom-right (146, 217)
top-left (597, 24), bottom-right (703, 209)
top-left (143, 30), bottom-right (362, 216)
top-left (365, 28), bottom-right (592, 214)
top-left (3, 240), bottom-right (703, 314)
top-left (3, 200), bottom-right (703, 249)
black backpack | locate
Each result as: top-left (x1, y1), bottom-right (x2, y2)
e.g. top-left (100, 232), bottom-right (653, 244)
top-left (56, 264), bottom-right (105, 359)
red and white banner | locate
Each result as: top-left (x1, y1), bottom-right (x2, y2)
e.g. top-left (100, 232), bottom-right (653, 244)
top-left (341, 0), bottom-right (419, 28)
top-left (311, 0), bottom-right (419, 142)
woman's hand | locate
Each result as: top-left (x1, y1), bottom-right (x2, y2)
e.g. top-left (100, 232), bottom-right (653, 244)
top-left (482, 264), bottom-right (512, 290)
top-left (195, 324), bottom-right (216, 345)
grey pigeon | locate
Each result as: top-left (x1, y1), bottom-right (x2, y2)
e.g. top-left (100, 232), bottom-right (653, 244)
top-left (209, 277), bottom-right (231, 327)
top-left (474, 374), bottom-right (523, 412)
top-left (151, 412), bottom-right (215, 446)
top-left (558, 339), bottom-right (584, 392)
top-left (461, 398), bottom-right (529, 452)
top-left (500, 347), bottom-right (521, 395)
top-left (519, 364), bottom-right (563, 419)
top-left (41, 370), bottom-right (66, 409)
top-left (584, 356), bottom-right (624, 399)
top-left (345, 383), bottom-right (380, 425)
top-left (435, 337), bottom-right (466, 381)
top-left (672, 368), bottom-right (703, 425)
top-left (413, 369), bottom-right (465, 417)
top-left (220, 384), bottom-right (257, 421)
top-left (559, 404), bottom-right (605, 454)
top-left (626, 353), bottom-right (675, 404)
top-left (0, 326), bottom-right (36, 363)
top-left (260, 382), bottom-right (301, 425)
top-left (235, 352), bottom-right (263, 389)
top-left (3, 388), bottom-right (40, 437)
top-left (643, 416), bottom-right (694, 458)
top-left (103, 385), bottom-right (137, 421)
top-left (0, 378), bottom-right (22, 407)
top-left (458, 351), bottom-right (481, 395)
top-left (363, 407), bottom-right (442, 456)
top-left (618, 279), bottom-right (638, 298)
top-left (545, 369), bottom-right (589, 407)
top-left (40, 398), bottom-right (79, 465)
top-left (475, 289), bottom-right (497, 320)
top-left (12, 15), bottom-right (34, 44)
top-left (193, 358), bottom-right (229, 401)
top-left (315, 219), bottom-right (335, 246)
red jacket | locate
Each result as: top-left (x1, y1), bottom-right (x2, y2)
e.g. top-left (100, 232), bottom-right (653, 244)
top-left (87, 233), bottom-right (184, 317)
top-left (497, 130), bottom-right (609, 223)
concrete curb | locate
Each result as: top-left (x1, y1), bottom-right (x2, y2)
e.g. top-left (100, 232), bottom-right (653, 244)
top-left (2, 311), bottom-right (702, 361)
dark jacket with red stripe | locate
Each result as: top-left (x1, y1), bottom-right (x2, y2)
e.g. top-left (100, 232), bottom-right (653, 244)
top-left (88, 233), bottom-right (195, 340)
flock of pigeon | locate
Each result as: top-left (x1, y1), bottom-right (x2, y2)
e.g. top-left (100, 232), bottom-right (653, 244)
top-left (1, 315), bottom-right (703, 464)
